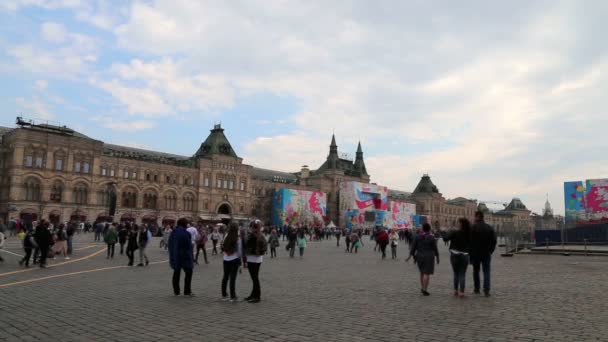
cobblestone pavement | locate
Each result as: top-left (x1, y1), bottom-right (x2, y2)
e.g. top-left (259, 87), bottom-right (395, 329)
top-left (1, 234), bottom-right (607, 341)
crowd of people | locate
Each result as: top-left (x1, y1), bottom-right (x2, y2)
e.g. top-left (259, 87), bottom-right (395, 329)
top-left (0, 210), bottom-right (497, 301)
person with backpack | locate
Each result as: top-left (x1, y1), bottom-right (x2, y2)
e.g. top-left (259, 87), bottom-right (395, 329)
top-left (221, 223), bottom-right (242, 302)
top-left (137, 225), bottom-right (151, 266)
top-left (195, 225), bottom-right (209, 265)
top-left (244, 220), bottom-right (267, 303)
top-left (126, 224), bottom-right (139, 266)
top-left (168, 218), bottom-right (195, 296)
top-left (19, 228), bottom-right (36, 267)
top-left (104, 223), bottom-right (119, 259)
top-left (268, 229), bottom-right (279, 258)
top-left (376, 228), bottom-right (390, 260)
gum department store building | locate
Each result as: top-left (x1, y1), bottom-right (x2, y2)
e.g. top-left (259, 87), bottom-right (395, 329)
top-left (0, 118), bottom-right (533, 232)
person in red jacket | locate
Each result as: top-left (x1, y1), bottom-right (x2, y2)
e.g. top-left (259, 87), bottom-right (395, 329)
top-left (376, 227), bottom-right (390, 259)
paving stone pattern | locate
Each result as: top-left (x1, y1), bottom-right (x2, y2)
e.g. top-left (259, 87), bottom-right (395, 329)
top-left (1, 235), bottom-right (607, 341)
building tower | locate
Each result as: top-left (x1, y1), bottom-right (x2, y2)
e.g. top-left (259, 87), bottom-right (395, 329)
top-left (353, 141), bottom-right (368, 176)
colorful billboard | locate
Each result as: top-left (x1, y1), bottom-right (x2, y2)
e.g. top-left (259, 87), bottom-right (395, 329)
top-left (564, 179), bottom-right (608, 225)
top-left (339, 181), bottom-right (389, 230)
top-left (385, 201), bottom-right (416, 229)
top-left (271, 188), bottom-right (327, 227)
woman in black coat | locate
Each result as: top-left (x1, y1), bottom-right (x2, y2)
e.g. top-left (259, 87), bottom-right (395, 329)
top-left (442, 218), bottom-right (471, 298)
top-left (406, 223), bottom-right (439, 296)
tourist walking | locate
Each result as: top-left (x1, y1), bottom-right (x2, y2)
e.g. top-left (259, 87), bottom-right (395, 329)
top-left (268, 229), bottom-right (279, 258)
top-left (350, 231), bottom-right (362, 253)
top-left (104, 223), bottom-right (118, 259)
top-left (221, 223), bottom-right (242, 301)
top-left (161, 225), bottom-right (172, 250)
top-left (19, 229), bottom-right (36, 267)
top-left (54, 224), bottom-right (69, 260)
top-left (389, 229), bottom-right (399, 260)
top-left (118, 225), bottom-right (128, 255)
top-left (287, 227), bottom-right (297, 258)
top-left (195, 226), bottom-right (209, 265)
top-left (470, 211), bottom-right (497, 297)
top-left (406, 223), bottom-right (439, 296)
top-left (126, 225), bottom-right (139, 266)
top-left (211, 228), bottom-right (221, 255)
top-left (94, 220), bottom-right (104, 242)
top-left (244, 220), bottom-right (267, 303)
top-left (66, 223), bottom-right (75, 255)
top-left (335, 228), bottom-right (341, 247)
top-left (442, 218), bottom-right (471, 298)
top-left (137, 225), bottom-right (151, 266)
top-left (169, 218), bottom-right (195, 296)
top-left (34, 221), bottom-right (53, 268)
top-left (297, 231), bottom-right (307, 257)
top-left (376, 228), bottom-right (389, 259)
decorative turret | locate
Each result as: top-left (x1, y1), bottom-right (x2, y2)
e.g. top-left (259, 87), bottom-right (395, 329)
top-left (354, 141), bottom-right (368, 176)
top-left (543, 194), bottom-right (554, 218)
top-left (413, 174), bottom-right (440, 194)
top-left (194, 124), bottom-right (238, 158)
top-left (327, 133), bottom-right (339, 169)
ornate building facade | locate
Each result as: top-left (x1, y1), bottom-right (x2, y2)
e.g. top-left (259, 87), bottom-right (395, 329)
top-left (0, 120), bottom-right (371, 227)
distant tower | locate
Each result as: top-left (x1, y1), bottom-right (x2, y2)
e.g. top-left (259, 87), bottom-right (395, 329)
top-left (543, 193), bottom-right (554, 217)
top-left (327, 133), bottom-right (339, 169)
top-left (353, 141), bottom-right (368, 176)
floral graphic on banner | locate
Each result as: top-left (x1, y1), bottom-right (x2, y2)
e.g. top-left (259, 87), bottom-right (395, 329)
top-left (340, 181), bottom-right (389, 230)
top-left (271, 188), bottom-right (327, 227)
top-left (564, 179), bottom-right (608, 225)
top-left (385, 201), bottom-right (416, 229)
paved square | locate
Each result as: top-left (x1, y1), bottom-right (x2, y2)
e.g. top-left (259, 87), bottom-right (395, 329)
top-left (1, 234), bottom-right (607, 341)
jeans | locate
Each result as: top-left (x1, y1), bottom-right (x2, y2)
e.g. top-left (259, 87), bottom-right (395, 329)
top-left (336, 235), bottom-right (341, 246)
top-left (289, 245), bottom-right (295, 258)
top-left (222, 259), bottom-right (240, 298)
top-left (107, 243), bottom-right (115, 258)
top-left (94, 232), bottom-right (101, 242)
top-left (172, 268), bottom-right (193, 295)
top-left (471, 255), bottom-right (492, 292)
top-left (126, 248), bottom-right (136, 265)
top-left (212, 240), bottom-right (218, 255)
top-left (299, 247), bottom-right (304, 257)
top-left (21, 248), bottom-right (33, 266)
top-left (247, 262), bottom-right (261, 299)
top-left (450, 253), bottom-right (469, 292)
top-left (380, 243), bottom-right (387, 259)
top-left (391, 245), bottom-right (397, 259)
top-left (270, 247), bottom-right (276, 258)
top-left (67, 236), bottom-right (73, 255)
top-left (195, 245), bottom-right (208, 264)
top-left (139, 246), bottom-right (148, 265)
top-left (119, 242), bottom-right (125, 255)
top-left (345, 241), bottom-right (351, 252)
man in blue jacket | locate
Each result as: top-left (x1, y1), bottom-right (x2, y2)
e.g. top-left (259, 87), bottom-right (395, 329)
top-left (168, 218), bottom-right (194, 296)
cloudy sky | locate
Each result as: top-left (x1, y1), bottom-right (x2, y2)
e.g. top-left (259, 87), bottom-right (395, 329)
top-left (2, 0), bottom-right (607, 214)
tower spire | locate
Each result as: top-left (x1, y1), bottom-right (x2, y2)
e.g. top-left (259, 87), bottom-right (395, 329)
top-left (354, 140), bottom-right (367, 176)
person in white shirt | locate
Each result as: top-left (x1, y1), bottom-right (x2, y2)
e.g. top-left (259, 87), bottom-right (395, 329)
top-left (186, 224), bottom-right (199, 259)
top-left (221, 223), bottom-right (242, 302)
top-left (210, 227), bottom-right (222, 255)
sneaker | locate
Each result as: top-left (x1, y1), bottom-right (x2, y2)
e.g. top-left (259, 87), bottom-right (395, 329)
top-left (247, 298), bottom-right (260, 303)
top-left (484, 291), bottom-right (491, 297)
top-left (422, 290), bottom-right (430, 296)
top-left (137, 263), bottom-right (144, 267)
top-left (65, 257), bottom-right (70, 260)
top-left (244, 296), bottom-right (253, 301)
top-left (473, 289), bottom-right (481, 295)
top-left (229, 297), bottom-right (239, 303)
top-left (458, 292), bottom-right (465, 298)
top-left (184, 293), bottom-right (196, 297)
top-left (221, 296), bottom-right (229, 301)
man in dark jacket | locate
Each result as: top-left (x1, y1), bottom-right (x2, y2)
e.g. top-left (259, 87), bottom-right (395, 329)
top-left (34, 221), bottom-right (53, 268)
top-left (168, 218), bottom-right (194, 296)
top-left (470, 211), bottom-right (497, 297)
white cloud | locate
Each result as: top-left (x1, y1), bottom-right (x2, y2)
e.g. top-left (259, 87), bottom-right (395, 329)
top-left (41, 21), bottom-right (67, 42)
top-left (92, 117), bottom-right (157, 132)
top-left (35, 79), bottom-right (48, 89)
top-left (15, 96), bottom-right (55, 120)
top-left (94, 80), bottom-right (171, 116)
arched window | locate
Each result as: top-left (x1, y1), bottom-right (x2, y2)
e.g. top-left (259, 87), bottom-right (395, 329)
top-left (183, 193), bottom-right (195, 211)
top-left (73, 153), bottom-right (92, 174)
top-left (121, 188), bottom-right (137, 208)
top-left (53, 150), bottom-right (65, 171)
top-left (98, 185), bottom-right (113, 206)
top-left (50, 180), bottom-right (63, 202)
top-left (24, 177), bottom-right (41, 201)
top-left (143, 191), bottom-right (158, 209)
top-left (203, 199), bottom-right (209, 210)
top-left (164, 191), bottom-right (177, 210)
top-left (73, 182), bottom-right (89, 204)
top-left (24, 146), bottom-right (46, 169)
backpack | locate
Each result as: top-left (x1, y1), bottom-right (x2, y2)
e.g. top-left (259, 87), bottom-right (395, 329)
top-left (258, 236), bottom-right (268, 255)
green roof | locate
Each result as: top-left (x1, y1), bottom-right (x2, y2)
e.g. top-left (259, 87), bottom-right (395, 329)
top-left (194, 124), bottom-right (238, 158)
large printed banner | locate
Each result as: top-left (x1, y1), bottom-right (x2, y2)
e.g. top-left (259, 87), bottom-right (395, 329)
top-left (385, 201), bottom-right (416, 229)
top-left (340, 181), bottom-right (391, 230)
top-left (271, 188), bottom-right (327, 227)
top-left (564, 179), bottom-right (608, 224)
